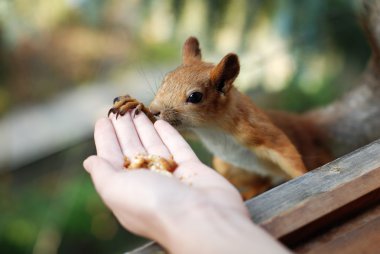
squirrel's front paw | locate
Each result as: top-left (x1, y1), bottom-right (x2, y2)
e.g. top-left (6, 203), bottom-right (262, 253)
top-left (108, 95), bottom-right (156, 122)
top-left (108, 95), bottom-right (140, 118)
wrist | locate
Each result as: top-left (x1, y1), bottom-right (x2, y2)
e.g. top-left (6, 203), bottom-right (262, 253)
top-left (160, 200), bottom-right (237, 253)
top-left (154, 199), bottom-right (289, 254)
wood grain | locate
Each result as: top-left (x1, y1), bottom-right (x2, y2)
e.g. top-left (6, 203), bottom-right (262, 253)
top-left (246, 140), bottom-right (380, 224)
top-left (296, 203), bottom-right (380, 253)
top-left (305, 216), bottom-right (380, 254)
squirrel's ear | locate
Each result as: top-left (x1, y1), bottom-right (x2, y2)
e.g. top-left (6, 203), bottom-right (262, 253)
top-left (182, 37), bottom-right (202, 65)
top-left (211, 53), bottom-right (240, 94)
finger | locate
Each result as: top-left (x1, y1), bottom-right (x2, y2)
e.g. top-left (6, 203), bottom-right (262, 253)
top-left (154, 120), bottom-right (198, 163)
top-left (94, 118), bottom-right (124, 168)
top-left (133, 112), bottom-right (171, 159)
top-left (83, 155), bottom-right (118, 193)
top-left (111, 112), bottom-right (146, 157)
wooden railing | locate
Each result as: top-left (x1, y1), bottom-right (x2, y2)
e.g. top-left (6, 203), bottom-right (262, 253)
top-left (128, 138), bottom-right (380, 253)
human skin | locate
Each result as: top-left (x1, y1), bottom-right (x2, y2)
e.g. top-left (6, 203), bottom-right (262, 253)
top-left (83, 112), bottom-right (289, 254)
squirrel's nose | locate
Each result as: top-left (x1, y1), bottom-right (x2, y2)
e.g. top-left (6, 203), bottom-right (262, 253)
top-left (150, 99), bottom-right (165, 118)
top-left (149, 103), bottom-right (162, 117)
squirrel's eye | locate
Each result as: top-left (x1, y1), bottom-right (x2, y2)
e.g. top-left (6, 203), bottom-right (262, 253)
top-left (186, 92), bottom-right (203, 104)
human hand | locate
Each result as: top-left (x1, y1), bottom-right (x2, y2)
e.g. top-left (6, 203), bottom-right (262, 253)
top-left (83, 112), bottom-right (288, 253)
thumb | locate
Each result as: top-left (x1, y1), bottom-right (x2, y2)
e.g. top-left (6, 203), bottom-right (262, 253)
top-left (83, 155), bottom-right (119, 191)
top-left (83, 155), bottom-right (98, 173)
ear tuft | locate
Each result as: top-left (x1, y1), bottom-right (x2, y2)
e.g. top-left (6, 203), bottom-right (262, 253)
top-left (211, 53), bottom-right (240, 93)
top-left (183, 37), bottom-right (202, 65)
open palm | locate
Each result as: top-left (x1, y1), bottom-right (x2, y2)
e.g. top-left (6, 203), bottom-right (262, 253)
top-left (83, 112), bottom-right (248, 240)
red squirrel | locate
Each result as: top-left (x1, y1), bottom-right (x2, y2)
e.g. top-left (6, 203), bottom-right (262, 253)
top-left (110, 2), bottom-right (380, 198)
top-left (148, 37), bottom-right (332, 197)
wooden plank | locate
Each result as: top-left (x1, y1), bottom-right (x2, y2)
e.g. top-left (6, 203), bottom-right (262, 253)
top-left (299, 213), bottom-right (380, 253)
top-left (127, 139), bottom-right (380, 253)
top-left (246, 139), bottom-right (380, 224)
top-left (246, 140), bottom-right (380, 241)
top-left (314, 218), bottom-right (380, 253)
top-left (308, 217), bottom-right (380, 254)
top-left (296, 203), bottom-right (380, 253)
top-left (278, 187), bottom-right (380, 247)
top-left (253, 167), bottom-right (380, 242)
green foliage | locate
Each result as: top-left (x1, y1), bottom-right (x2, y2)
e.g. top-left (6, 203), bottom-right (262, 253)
top-left (0, 141), bottom-right (147, 254)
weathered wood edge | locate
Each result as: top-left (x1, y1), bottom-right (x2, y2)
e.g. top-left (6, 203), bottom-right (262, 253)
top-left (258, 167), bottom-right (380, 240)
top-left (127, 139), bottom-right (380, 254)
top-left (246, 139), bottom-right (380, 223)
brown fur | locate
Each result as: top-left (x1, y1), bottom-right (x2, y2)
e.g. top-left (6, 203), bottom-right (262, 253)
top-left (266, 111), bottom-right (332, 169)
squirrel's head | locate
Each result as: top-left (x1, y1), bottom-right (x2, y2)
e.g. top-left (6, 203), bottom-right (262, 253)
top-left (150, 37), bottom-right (240, 128)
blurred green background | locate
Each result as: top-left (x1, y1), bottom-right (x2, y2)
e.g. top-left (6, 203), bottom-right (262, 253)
top-left (0, 0), bottom-right (370, 253)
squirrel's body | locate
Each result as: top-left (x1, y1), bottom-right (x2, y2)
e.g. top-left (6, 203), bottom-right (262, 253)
top-left (192, 87), bottom-right (332, 179)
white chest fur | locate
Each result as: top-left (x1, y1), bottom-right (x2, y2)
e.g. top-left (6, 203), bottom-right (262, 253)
top-left (192, 127), bottom-right (275, 177)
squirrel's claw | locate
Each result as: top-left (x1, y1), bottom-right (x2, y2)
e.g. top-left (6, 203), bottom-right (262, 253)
top-left (107, 95), bottom-right (156, 122)
top-left (107, 108), bottom-right (113, 117)
top-left (131, 104), bottom-right (143, 118)
top-left (107, 107), bottom-right (117, 117)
